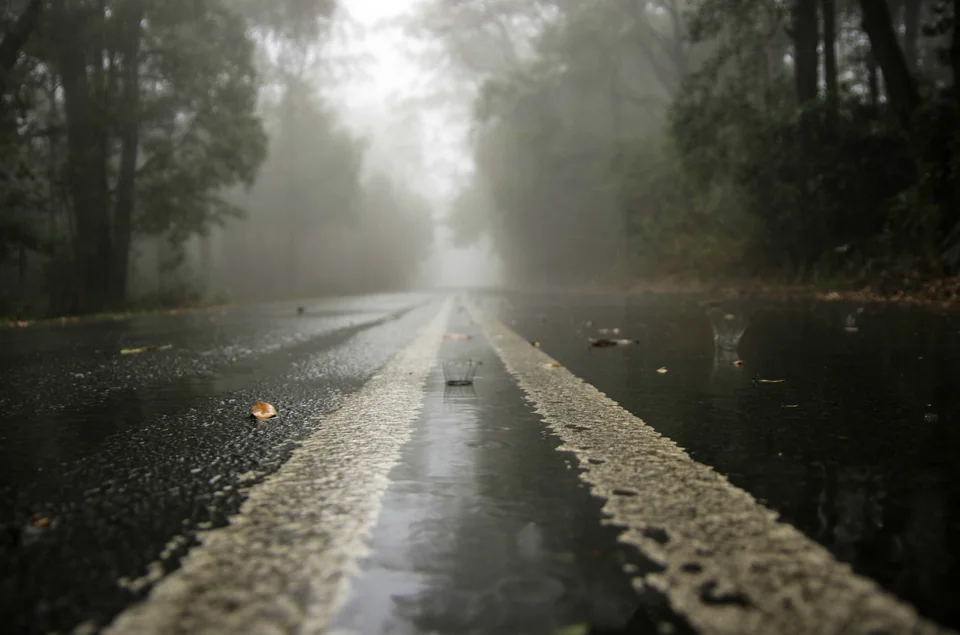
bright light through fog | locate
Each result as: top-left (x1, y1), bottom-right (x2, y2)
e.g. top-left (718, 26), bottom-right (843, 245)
top-left (327, 0), bottom-right (502, 289)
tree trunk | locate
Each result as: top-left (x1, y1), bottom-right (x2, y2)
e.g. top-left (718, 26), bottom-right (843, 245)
top-left (868, 55), bottom-right (880, 109)
top-left (952, 0), bottom-right (960, 106)
top-left (0, 0), bottom-right (45, 100)
top-left (110, 0), bottom-right (143, 307)
top-left (859, 0), bottom-right (920, 125)
top-left (52, 0), bottom-right (112, 313)
top-left (793, 0), bottom-right (819, 106)
top-left (903, 0), bottom-right (921, 73)
top-left (822, 0), bottom-right (838, 116)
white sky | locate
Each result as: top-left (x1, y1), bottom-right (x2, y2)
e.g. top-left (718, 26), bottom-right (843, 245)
top-left (325, 0), bottom-right (502, 288)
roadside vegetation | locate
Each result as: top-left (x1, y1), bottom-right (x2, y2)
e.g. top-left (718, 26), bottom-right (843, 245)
top-left (419, 0), bottom-right (960, 301)
top-left (0, 0), bottom-right (433, 319)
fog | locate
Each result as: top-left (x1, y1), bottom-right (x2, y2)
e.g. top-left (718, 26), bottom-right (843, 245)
top-left (2, 0), bottom-right (960, 316)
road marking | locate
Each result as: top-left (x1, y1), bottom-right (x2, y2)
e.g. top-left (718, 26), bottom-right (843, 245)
top-left (466, 299), bottom-right (952, 635)
top-left (104, 297), bottom-right (453, 635)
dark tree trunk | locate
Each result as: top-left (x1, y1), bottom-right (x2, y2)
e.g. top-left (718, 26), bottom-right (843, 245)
top-left (52, 0), bottom-right (112, 313)
top-left (903, 0), bottom-right (921, 73)
top-left (0, 0), bottom-right (45, 99)
top-left (859, 0), bottom-right (920, 124)
top-left (952, 0), bottom-right (960, 106)
top-left (822, 0), bottom-right (838, 115)
top-left (868, 55), bottom-right (880, 109)
top-left (110, 0), bottom-right (143, 306)
top-left (793, 0), bottom-right (819, 106)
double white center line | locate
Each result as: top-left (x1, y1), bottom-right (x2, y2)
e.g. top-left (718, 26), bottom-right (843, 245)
top-left (104, 296), bottom-right (951, 635)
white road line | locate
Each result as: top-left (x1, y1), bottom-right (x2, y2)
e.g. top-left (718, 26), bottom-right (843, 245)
top-left (466, 299), bottom-right (952, 635)
top-left (104, 297), bottom-right (453, 635)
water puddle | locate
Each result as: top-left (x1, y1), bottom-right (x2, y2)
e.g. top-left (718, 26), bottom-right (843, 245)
top-left (331, 308), bottom-right (691, 635)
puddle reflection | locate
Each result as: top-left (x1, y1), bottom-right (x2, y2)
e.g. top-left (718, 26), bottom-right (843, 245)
top-left (332, 326), bottom-right (670, 634)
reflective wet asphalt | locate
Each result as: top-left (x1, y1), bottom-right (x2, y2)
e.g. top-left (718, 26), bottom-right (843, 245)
top-left (1, 291), bottom-right (958, 634)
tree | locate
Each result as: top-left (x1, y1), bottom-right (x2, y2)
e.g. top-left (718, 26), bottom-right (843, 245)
top-left (859, 0), bottom-right (920, 123)
top-left (39, 0), bottom-right (267, 312)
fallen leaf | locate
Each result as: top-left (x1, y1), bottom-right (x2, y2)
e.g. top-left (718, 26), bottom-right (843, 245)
top-left (589, 338), bottom-right (618, 348)
top-left (28, 513), bottom-right (50, 528)
top-left (544, 362), bottom-right (562, 368)
top-left (731, 359), bottom-right (745, 366)
top-left (443, 333), bottom-right (472, 341)
top-left (589, 337), bottom-right (636, 348)
top-left (529, 340), bottom-right (541, 347)
top-left (782, 404), bottom-right (799, 408)
top-left (656, 367), bottom-right (668, 374)
top-left (120, 344), bottom-right (172, 355)
top-left (250, 401), bottom-right (278, 420)
top-left (757, 378), bottom-right (786, 384)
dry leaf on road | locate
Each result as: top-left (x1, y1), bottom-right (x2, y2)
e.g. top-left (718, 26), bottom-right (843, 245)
top-left (589, 338), bottom-right (618, 348)
top-left (250, 401), bottom-right (278, 420)
top-left (120, 344), bottom-right (172, 355)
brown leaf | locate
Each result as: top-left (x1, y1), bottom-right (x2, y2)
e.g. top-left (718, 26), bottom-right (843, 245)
top-left (589, 338), bottom-right (618, 348)
top-left (120, 344), bottom-right (172, 355)
top-left (544, 362), bottom-right (562, 368)
top-left (731, 360), bottom-right (745, 366)
top-left (443, 333), bottom-right (472, 341)
top-left (250, 401), bottom-right (278, 420)
top-left (29, 513), bottom-right (50, 528)
top-left (782, 404), bottom-right (799, 408)
top-left (757, 378), bottom-right (786, 384)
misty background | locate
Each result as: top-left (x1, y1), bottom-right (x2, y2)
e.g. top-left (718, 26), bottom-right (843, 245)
top-left (2, 0), bottom-right (960, 316)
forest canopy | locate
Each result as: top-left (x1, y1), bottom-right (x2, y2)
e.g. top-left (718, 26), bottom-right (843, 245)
top-left (419, 0), bottom-right (960, 290)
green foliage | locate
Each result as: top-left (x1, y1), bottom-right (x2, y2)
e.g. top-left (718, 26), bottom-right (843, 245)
top-left (439, 0), bottom-right (960, 287)
top-left (136, 1), bottom-right (267, 241)
top-left (0, 0), bottom-right (352, 314)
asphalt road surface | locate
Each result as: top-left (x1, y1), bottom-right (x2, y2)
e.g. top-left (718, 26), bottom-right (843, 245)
top-left (1, 291), bottom-right (957, 635)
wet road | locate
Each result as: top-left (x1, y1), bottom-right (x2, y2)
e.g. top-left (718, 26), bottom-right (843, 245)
top-left (0, 294), bottom-right (438, 633)
top-left (495, 292), bottom-right (960, 630)
top-left (1, 291), bottom-right (958, 634)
